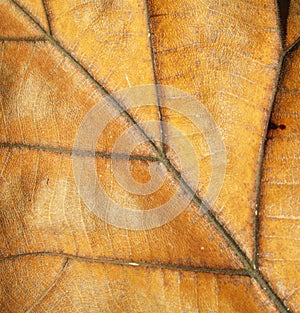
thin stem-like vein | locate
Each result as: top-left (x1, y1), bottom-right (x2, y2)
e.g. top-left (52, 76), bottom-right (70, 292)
top-left (0, 37), bottom-right (47, 42)
top-left (253, 53), bottom-right (285, 269)
top-left (41, 0), bottom-right (52, 35)
top-left (0, 141), bottom-right (158, 161)
top-left (286, 36), bottom-right (300, 54)
top-left (253, 6), bottom-right (300, 271)
top-left (1, 251), bottom-right (249, 276)
top-left (25, 258), bottom-right (69, 313)
top-left (253, 43), bottom-right (299, 270)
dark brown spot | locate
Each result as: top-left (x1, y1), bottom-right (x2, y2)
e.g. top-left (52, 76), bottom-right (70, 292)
top-left (268, 122), bottom-right (286, 130)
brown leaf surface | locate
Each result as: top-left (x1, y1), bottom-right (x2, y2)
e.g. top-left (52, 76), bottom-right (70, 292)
top-left (0, 0), bottom-right (299, 312)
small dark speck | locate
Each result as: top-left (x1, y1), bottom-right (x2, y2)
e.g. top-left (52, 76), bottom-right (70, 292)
top-left (268, 122), bottom-right (286, 130)
top-left (46, 178), bottom-right (49, 185)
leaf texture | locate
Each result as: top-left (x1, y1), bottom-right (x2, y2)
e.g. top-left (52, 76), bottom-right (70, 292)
top-left (0, 0), bottom-right (299, 312)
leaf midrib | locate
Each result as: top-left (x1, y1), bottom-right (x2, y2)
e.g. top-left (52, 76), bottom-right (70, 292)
top-left (5, 1), bottom-right (300, 312)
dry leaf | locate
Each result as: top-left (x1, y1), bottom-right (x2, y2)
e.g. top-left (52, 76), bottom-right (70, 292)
top-left (0, 0), bottom-right (299, 312)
